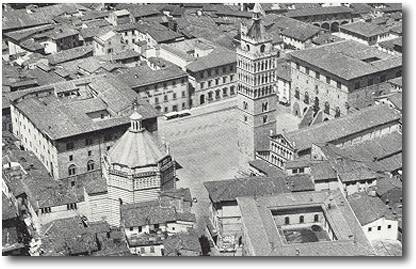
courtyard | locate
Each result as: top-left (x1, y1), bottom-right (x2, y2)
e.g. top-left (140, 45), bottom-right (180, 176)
top-left (282, 225), bottom-right (331, 244)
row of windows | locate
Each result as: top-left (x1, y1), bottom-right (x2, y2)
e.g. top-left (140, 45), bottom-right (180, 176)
top-left (284, 214), bottom-right (320, 225)
top-left (156, 103), bottom-right (186, 113)
top-left (367, 224), bottom-right (392, 232)
top-left (271, 154), bottom-right (284, 167)
top-left (200, 75), bottom-right (235, 89)
top-left (239, 71), bottom-right (274, 86)
top-left (68, 161), bottom-right (95, 176)
top-left (296, 63), bottom-right (342, 89)
top-left (143, 79), bottom-right (187, 92)
top-left (198, 65), bottom-right (235, 79)
top-left (238, 84), bottom-right (274, 98)
top-left (294, 91), bottom-right (343, 117)
top-left (238, 57), bottom-right (276, 72)
top-left (154, 92), bottom-right (186, 103)
top-left (292, 167), bottom-right (305, 174)
top-left (66, 135), bottom-right (115, 150)
top-left (40, 203), bottom-right (78, 214)
top-left (272, 143), bottom-right (293, 160)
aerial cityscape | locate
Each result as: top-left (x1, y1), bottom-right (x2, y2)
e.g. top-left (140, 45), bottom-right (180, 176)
top-left (1, 2), bottom-right (403, 256)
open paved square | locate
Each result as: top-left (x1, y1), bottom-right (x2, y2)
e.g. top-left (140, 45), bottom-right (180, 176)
top-left (159, 99), bottom-right (241, 232)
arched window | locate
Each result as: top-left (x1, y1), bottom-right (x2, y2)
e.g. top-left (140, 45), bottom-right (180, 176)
top-left (260, 44), bottom-right (265, 53)
top-left (294, 88), bottom-right (300, 99)
top-left (68, 164), bottom-right (76, 176)
top-left (324, 101), bottom-right (330, 114)
top-left (230, 86), bottom-right (235, 95)
top-left (223, 87), bottom-right (228, 96)
top-left (299, 215), bottom-right (304, 224)
top-left (304, 91), bottom-right (309, 104)
top-left (262, 102), bottom-right (268, 112)
top-left (285, 216), bottom-right (290, 225)
top-left (313, 97), bottom-right (320, 113)
top-left (335, 106), bottom-right (341, 118)
top-left (87, 160), bottom-right (95, 171)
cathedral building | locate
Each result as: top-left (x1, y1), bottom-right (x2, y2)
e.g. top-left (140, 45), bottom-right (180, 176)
top-left (103, 100), bottom-right (176, 226)
top-left (237, 3), bottom-right (279, 168)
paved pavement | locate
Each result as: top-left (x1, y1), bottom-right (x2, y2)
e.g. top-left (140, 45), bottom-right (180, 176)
top-left (158, 99), bottom-right (298, 234)
top-left (159, 98), bottom-right (240, 233)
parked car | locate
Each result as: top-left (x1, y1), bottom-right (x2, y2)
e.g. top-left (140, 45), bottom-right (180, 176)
top-left (178, 109), bottom-right (191, 117)
top-left (164, 112), bottom-right (180, 120)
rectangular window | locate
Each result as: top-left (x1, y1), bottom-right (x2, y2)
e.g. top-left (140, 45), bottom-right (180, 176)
top-left (368, 227), bottom-right (372, 232)
top-left (155, 97), bottom-right (159, 104)
top-left (66, 142), bottom-right (74, 150)
top-left (354, 82), bottom-right (360, 89)
top-left (230, 75), bottom-right (234, 81)
top-left (150, 246), bottom-right (155, 253)
top-left (41, 207), bottom-right (51, 214)
top-left (377, 226), bottom-right (381, 231)
top-left (200, 82), bottom-right (205, 89)
top-left (299, 167), bottom-right (304, 173)
top-left (296, 63), bottom-right (300, 70)
top-left (88, 150), bottom-right (92, 156)
top-left (315, 72), bottom-right (320, 79)
top-left (223, 77), bottom-right (226, 83)
top-left (387, 224), bottom-right (392, 229)
top-left (368, 78), bottom-right (374, 86)
top-left (164, 95), bottom-right (168, 102)
top-left (69, 155), bottom-right (73, 161)
top-left (305, 67), bottom-right (310, 75)
top-left (182, 91), bottom-right (186, 98)
top-left (138, 226), bottom-right (142, 232)
top-left (172, 93), bottom-right (177, 100)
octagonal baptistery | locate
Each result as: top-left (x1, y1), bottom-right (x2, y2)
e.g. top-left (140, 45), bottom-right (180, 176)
top-left (103, 106), bottom-right (176, 225)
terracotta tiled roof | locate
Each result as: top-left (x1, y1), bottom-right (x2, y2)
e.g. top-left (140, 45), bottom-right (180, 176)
top-left (282, 104), bottom-right (400, 152)
top-left (348, 193), bottom-right (394, 225)
top-left (121, 200), bottom-right (195, 227)
top-left (204, 176), bottom-right (290, 203)
top-left (290, 40), bottom-right (402, 80)
top-left (186, 47), bottom-right (236, 73)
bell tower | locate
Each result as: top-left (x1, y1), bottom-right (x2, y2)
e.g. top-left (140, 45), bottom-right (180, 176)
top-left (237, 3), bottom-right (279, 168)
